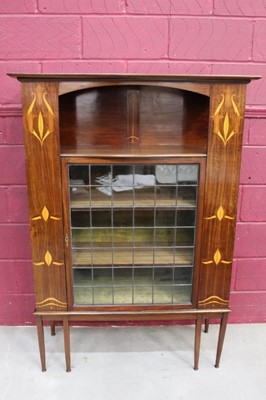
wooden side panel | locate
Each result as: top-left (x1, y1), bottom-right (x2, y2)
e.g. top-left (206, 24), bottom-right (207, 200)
top-left (198, 83), bottom-right (246, 309)
top-left (21, 82), bottom-right (67, 311)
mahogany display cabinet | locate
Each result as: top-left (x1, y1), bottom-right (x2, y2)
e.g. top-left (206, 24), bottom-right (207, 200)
top-left (10, 73), bottom-right (257, 371)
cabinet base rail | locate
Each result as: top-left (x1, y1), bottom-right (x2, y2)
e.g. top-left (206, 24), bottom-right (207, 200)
top-left (34, 309), bottom-right (230, 372)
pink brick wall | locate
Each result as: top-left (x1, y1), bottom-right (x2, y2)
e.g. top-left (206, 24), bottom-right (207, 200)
top-left (0, 0), bottom-right (266, 325)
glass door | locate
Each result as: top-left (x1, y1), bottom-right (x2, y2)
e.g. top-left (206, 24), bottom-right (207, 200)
top-left (66, 162), bottom-right (201, 306)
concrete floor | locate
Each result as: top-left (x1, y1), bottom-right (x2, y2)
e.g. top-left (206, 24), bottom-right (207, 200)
top-left (0, 324), bottom-right (266, 400)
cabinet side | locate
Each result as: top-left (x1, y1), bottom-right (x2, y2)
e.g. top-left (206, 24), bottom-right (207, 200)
top-left (198, 83), bottom-right (247, 309)
top-left (21, 82), bottom-right (67, 311)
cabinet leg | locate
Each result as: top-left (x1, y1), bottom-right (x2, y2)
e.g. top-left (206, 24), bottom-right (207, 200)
top-left (194, 314), bottom-right (203, 370)
top-left (36, 316), bottom-right (46, 372)
top-left (51, 321), bottom-right (56, 336)
top-left (63, 317), bottom-right (71, 372)
top-left (215, 313), bottom-right (229, 368)
top-left (204, 318), bottom-right (210, 333)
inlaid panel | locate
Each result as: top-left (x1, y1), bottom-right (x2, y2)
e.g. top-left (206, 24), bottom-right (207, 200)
top-left (198, 83), bottom-right (247, 308)
top-left (21, 82), bottom-right (67, 311)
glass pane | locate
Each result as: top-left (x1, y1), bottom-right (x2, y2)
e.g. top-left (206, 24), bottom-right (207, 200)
top-left (94, 288), bottom-right (113, 304)
top-left (72, 229), bottom-right (90, 246)
top-left (134, 228), bottom-right (154, 247)
top-left (134, 268), bottom-right (153, 285)
top-left (91, 165), bottom-right (112, 185)
top-left (134, 287), bottom-right (153, 304)
top-left (153, 287), bottom-right (173, 303)
top-left (177, 165), bottom-right (198, 184)
top-left (69, 165), bottom-right (90, 186)
top-left (176, 210), bottom-right (195, 226)
top-left (178, 186), bottom-right (197, 204)
top-left (73, 269), bottom-right (92, 286)
top-left (156, 186), bottom-right (177, 207)
top-left (113, 268), bottom-right (132, 286)
top-left (114, 287), bottom-right (132, 304)
top-left (74, 287), bottom-right (93, 305)
top-left (91, 210), bottom-right (111, 227)
top-left (113, 210), bottom-right (133, 227)
top-left (175, 228), bottom-right (195, 246)
top-left (134, 209), bottom-right (154, 227)
top-left (71, 210), bottom-right (90, 227)
top-left (173, 286), bottom-right (192, 304)
top-left (91, 187), bottom-right (112, 207)
top-left (155, 165), bottom-right (177, 184)
top-left (93, 269), bottom-right (112, 286)
top-left (91, 229), bottom-right (112, 245)
top-left (156, 210), bottom-right (175, 227)
top-left (155, 228), bottom-right (175, 246)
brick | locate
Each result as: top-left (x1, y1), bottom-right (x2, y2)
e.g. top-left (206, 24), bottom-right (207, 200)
top-left (0, 225), bottom-right (31, 259)
top-left (242, 118), bottom-right (249, 145)
top-left (82, 17), bottom-right (168, 59)
top-left (214, 0), bottom-right (266, 16)
top-left (230, 292), bottom-right (266, 323)
top-left (0, 188), bottom-right (8, 222)
top-left (0, 261), bottom-right (18, 293)
top-left (169, 62), bottom-right (212, 75)
top-left (235, 259), bottom-right (266, 291)
top-left (0, 294), bottom-right (35, 325)
top-left (0, 17), bottom-right (81, 60)
top-left (235, 223), bottom-right (266, 257)
top-left (212, 63), bottom-right (266, 106)
top-left (169, 18), bottom-right (253, 61)
top-left (0, 146), bottom-right (26, 185)
top-left (127, 0), bottom-right (212, 15)
top-left (3, 116), bottom-right (24, 145)
top-left (39, 0), bottom-right (124, 13)
top-left (14, 261), bottom-right (34, 294)
top-left (127, 61), bottom-right (170, 74)
top-left (0, 0), bottom-right (37, 13)
top-left (0, 118), bottom-right (3, 144)
top-left (42, 61), bottom-right (126, 73)
top-left (253, 21), bottom-right (266, 62)
top-left (6, 186), bottom-right (28, 223)
top-left (0, 62), bottom-right (41, 105)
top-left (248, 118), bottom-right (266, 145)
top-left (240, 186), bottom-right (266, 222)
top-left (0, 261), bottom-right (33, 294)
top-left (240, 147), bottom-right (266, 185)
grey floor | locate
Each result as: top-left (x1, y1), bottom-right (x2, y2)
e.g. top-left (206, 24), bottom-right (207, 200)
top-left (0, 324), bottom-right (266, 400)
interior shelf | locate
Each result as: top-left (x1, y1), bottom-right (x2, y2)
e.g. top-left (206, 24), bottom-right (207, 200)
top-left (70, 187), bottom-right (197, 209)
top-left (72, 248), bottom-right (194, 266)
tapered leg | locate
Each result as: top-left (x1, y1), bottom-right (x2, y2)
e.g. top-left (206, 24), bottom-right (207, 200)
top-left (63, 317), bottom-right (71, 372)
top-left (51, 321), bottom-right (56, 336)
top-left (215, 312), bottom-right (229, 368)
top-left (194, 314), bottom-right (203, 370)
top-left (204, 318), bottom-right (210, 333)
top-left (36, 316), bottom-right (46, 372)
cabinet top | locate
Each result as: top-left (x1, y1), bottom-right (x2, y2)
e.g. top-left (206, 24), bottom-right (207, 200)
top-left (8, 73), bottom-right (260, 84)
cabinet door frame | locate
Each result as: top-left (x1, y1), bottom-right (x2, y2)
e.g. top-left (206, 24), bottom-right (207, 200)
top-left (61, 156), bottom-right (206, 312)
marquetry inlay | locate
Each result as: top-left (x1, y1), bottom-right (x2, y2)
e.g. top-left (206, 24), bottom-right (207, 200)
top-left (205, 206), bottom-right (235, 222)
top-left (199, 296), bottom-right (229, 307)
top-left (213, 91), bottom-right (242, 146)
top-left (33, 251), bottom-right (64, 267)
top-left (26, 86), bottom-right (54, 146)
top-left (36, 297), bottom-right (67, 308)
top-left (31, 206), bottom-right (61, 222)
top-left (202, 249), bottom-right (232, 266)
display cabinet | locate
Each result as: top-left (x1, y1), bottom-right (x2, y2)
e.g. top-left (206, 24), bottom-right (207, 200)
top-left (10, 73), bottom-right (257, 371)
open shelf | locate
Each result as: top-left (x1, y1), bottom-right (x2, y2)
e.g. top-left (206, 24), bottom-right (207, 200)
top-left (59, 85), bottom-right (209, 157)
